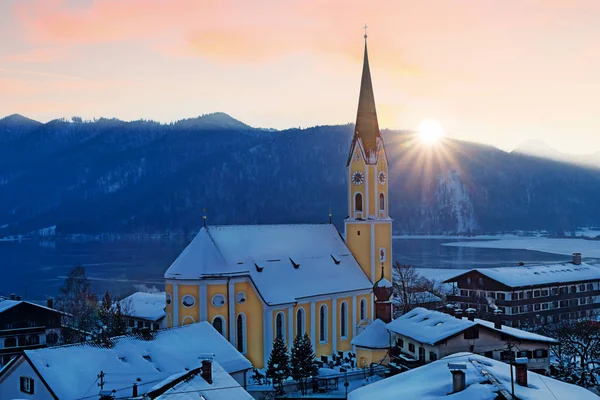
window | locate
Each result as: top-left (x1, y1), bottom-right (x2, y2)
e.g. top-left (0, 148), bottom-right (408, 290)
top-left (319, 305), bottom-right (328, 342)
top-left (46, 332), bottom-right (58, 344)
top-left (236, 292), bottom-right (246, 304)
top-left (340, 302), bottom-right (348, 338)
top-left (360, 298), bottom-right (367, 320)
top-left (152, 323), bottom-right (160, 331)
top-left (542, 303), bottom-right (549, 310)
top-left (396, 338), bottom-right (404, 348)
top-left (518, 292), bottom-right (524, 300)
top-left (166, 293), bottom-right (172, 306)
top-left (587, 283), bottom-right (593, 291)
top-left (28, 321), bottom-right (37, 327)
top-left (464, 327), bottom-right (479, 340)
top-left (580, 297), bottom-right (587, 305)
top-left (552, 287), bottom-right (559, 296)
top-left (534, 303), bottom-right (541, 311)
top-left (429, 351), bottom-right (437, 361)
top-left (20, 377), bottom-right (34, 394)
top-left (478, 278), bottom-right (484, 286)
top-left (212, 316), bottom-right (225, 336)
top-left (570, 286), bottom-right (577, 294)
top-left (4, 337), bottom-right (16, 348)
top-left (137, 321), bottom-right (143, 328)
top-left (541, 289), bottom-right (549, 296)
top-left (496, 293), bottom-right (506, 300)
top-left (534, 349), bottom-right (548, 358)
top-left (355, 193), bottom-right (363, 212)
top-left (533, 290), bottom-right (541, 298)
top-left (276, 312), bottom-right (285, 340)
top-left (511, 307), bottom-right (519, 315)
top-left (211, 294), bottom-right (226, 307)
top-left (525, 291), bottom-right (533, 299)
top-left (460, 290), bottom-right (468, 297)
top-left (296, 308), bottom-right (305, 337)
top-left (144, 321), bottom-right (150, 328)
top-left (418, 347), bottom-right (425, 362)
top-left (237, 314), bottom-right (245, 353)
top-left (466, 277), bottom-right (471, 285)
top-left (408, 343), bottom-right (415, 353)
top-left (26, 335), bottom-right (39, 346)
top-left (379, 193), bottom-right (385, 211)
top-left (128, 319), bottom-right (135, 327)
top-left (488, 292), bottom-right (496, 299)
top-left (579, 284), bottom-right (586, 292)
top-left (569, 299), bottom-right (578, 307)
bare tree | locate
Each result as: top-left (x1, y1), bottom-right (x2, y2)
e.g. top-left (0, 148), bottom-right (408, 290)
top-left (393, 262), bottom-right (430, 314)
top-left (541, 319), bottom-right (600, 389)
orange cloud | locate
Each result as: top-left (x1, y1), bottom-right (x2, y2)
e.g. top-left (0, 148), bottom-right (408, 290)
top-left (3, 48), bottom-right (65, 63)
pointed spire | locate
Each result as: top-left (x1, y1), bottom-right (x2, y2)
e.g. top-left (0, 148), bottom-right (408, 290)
top-left (354, 31), bottom-right (381, 160)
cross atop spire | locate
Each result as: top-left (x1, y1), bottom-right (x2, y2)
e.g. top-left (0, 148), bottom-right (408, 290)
top-left (363, 23), bottom-right (368, 39)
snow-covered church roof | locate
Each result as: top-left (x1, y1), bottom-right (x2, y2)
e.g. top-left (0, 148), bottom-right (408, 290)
top-left (22, 322), bottom-right (251, 400)
top-left (348, 353), bottom-right (599, 400)
top-left (351, 319), bottom-right (390, 349)
top-left (164, 224), bottom-right (373, 305)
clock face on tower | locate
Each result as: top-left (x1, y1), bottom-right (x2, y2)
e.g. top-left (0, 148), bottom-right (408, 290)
top-left (378, 171), bottom-right (387, 185)
top-left (352, 170), bottom-right (365, 186)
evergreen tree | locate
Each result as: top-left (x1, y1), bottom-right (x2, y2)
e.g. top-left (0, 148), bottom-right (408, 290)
top-left (98, 291), bottom-right (113, 328)
top-left (112, 302), bottom-right (128, 337)
top-left (57, 266), bottom-right (98, 341)
top-left (291, 333), bottom-right (317, 395)
top-left (266, 336), bottom-right (290, 394)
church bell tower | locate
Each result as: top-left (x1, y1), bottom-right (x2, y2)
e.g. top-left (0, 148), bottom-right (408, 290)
top-left (345, 31), bottom-right (393, 285)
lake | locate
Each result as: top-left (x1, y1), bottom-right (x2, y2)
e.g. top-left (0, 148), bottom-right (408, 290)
top-left (0, 237), bottom-right (579, 303)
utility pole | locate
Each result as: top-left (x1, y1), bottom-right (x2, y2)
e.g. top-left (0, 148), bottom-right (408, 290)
top-left (97, 370), bottom-right (105, 390)
top-left (506, 343), bottom-right (515, 398)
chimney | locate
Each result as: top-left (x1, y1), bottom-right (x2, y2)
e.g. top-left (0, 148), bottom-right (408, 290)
top-left (201, 359), bottom-right (213, 384)
top-left (466, 308), bottom-right (476, 322)
top-left (573, 252), bottom-right (582, 265)
top-left (132, 382), bottom-right (138, 397)
top-left (493, 309), bottom-right (503, 330)
top-left (9, 293), bottom-right (15, 300)
top-left (47, 297), bottom-right (54, 309)
top-left (16, 296), bottom-right (22, 301)
top-left (454, 309), bottom-right (463, 320)
top-left (448, 363), bottom-right (467, 393)
top-left (515, 357), bottom-right (528, 386)
top-left (518, 261), bottom-right (525, 266)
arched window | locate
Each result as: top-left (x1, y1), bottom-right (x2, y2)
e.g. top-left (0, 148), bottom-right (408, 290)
top-left (340, 302), bottom-right (348, 338)
top-left (360, 298), bottom-right (367, 320)
top-left (355, 193), bottom-right (363, 212)
top-left (182, 316), bottom-right (195, 325)
top-left (276, 312), bottom-right (285, 340)
top-left (319, 305), bottom-right (328, 342)
top-left (237, 314), bottom-right (246, 353)
top-left (296, 308), bottom-right (305, 338)
top-left (379, 193), bottom-right (385, 211)
top-left (212, 316), bottom-right (225, 337)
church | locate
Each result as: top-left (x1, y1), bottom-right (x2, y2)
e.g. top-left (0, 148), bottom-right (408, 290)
top-left (163, 34), bottom-right (393, 368)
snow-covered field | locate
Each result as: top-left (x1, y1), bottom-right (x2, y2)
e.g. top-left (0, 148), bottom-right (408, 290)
top-left (442, 237), bottom-right (600, 259)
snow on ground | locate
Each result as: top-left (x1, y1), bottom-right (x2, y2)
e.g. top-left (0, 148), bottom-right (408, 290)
top-left (566, 227), bottom-right (600, 238)
top-left (442, 237), bottom-right (600, 258)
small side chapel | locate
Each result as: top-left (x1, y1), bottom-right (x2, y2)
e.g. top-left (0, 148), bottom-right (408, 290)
top-left (163, 33), bottom-right (393, 368)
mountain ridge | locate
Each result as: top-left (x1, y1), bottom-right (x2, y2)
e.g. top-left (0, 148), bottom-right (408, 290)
top-left (1, 114), bottom-right (600, 236)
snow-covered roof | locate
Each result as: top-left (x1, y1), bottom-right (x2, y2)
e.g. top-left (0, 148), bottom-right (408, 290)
top-left (24, 322), bottom-right (252, 400)
top-left (119, 292), bottom-right (166, 321)
top-left (474, 318), bottom-right (558, 344)
top-left (386, 308), bottom-right (476, 345)
top-left (0, 298), bottom-right (63, 314)
top-left (348, 353), bottom-right (599, 400)
top-left (444, 262), bottom-right (600, 288)
top-left (393, 291), bottom-right (442, 307)
top-left (351, 319), bottom-right (390, 349)
top-left (153, 362), bottom-right (253, 400)
top-left (386, 308), bottom-right (556, 346)
top-left (165, 224), bottom-right (373, 305)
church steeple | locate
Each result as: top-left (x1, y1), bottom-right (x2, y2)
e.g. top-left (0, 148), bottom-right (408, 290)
top-left (353, 32), bottom-right (381, 163)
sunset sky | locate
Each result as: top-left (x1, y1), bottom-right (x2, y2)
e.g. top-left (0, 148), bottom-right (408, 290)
top-left (1, 0), bottom-right (599, 154)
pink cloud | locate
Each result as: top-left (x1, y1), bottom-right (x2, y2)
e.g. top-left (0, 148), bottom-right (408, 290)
top-left (2, 48), bottom-right (65, 63)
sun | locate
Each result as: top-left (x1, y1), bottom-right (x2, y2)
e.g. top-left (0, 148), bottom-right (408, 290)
top-left (417, 119), bottom-right (444, 144)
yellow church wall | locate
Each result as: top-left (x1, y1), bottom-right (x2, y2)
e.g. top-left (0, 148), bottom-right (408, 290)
top-left (165, 283), bottom-right (173, 328)
top-left (345, 223), bottom-right (372, 280)
top-left (234, 281), bottom-right (264, 368)
top-left (374, 223), bottom-right (393, 282)
top-left (207, 283), bottom-right (228, 327)
top-left (336, 296), bottom-right (353, 352)
top-left (356, 348), bottom-right (389, 368)
top-left (315, 299), bottom-right (333, 357)
top-left (177, 284), bottom-right (199, 325)
top-left (294, 303), bottom-right (310, 339)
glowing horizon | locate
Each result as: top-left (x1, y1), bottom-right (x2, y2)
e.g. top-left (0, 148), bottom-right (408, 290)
top-left (1, 0), bottom-right (600, 155)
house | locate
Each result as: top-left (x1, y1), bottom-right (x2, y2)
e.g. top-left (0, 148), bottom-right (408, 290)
top-left (393, 291), bottom-right (443, 312)
top-left (0, 296), bottom-right (63, 366)
top-left (118, 292), bottom-right (166, 332)
top-left (145, 357), bottom-right (253, 400)
top-left (444, 253), bottom-right (600, 327)
top-left (386, 307), bottom-right (557, 373)
top-left (0, 322), bottom-right (252, 400)
top-left (163, 34), bottom-right (394, 368)
top-left (348, 352), bottom-right (599, 400)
